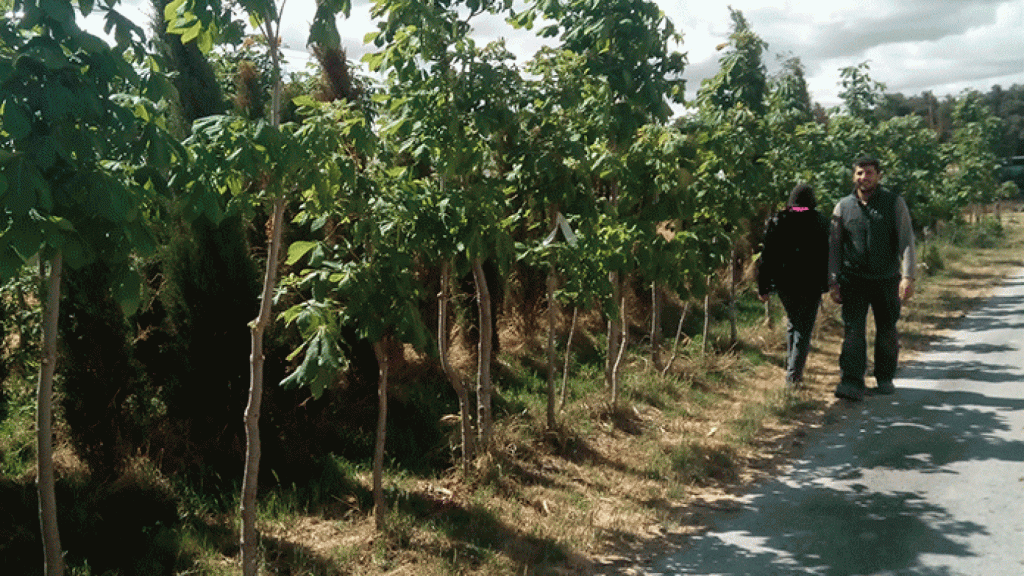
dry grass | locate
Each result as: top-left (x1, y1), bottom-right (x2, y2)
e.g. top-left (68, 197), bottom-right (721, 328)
top-left (178, 211), bottom-right (1024, 576)
top-left (235, 211), bottom-right (1024, 576)
top-left (7, 213), bottom-right (1018, 576)
top-left (250, 211), bottom-right (1024, 576)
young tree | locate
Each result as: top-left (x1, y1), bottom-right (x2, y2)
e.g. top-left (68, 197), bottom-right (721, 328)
top-left (1, 2), bottom-right (177, 573)
top-left (765, 55), bottom-right (816, 193)
top-left (688, 7), bottom-right (771, 346)
top-left (946, 89), bottom-right (1003, 218)
top-left (163, 1), bottom-right (354, 572)
top-left (520, 0), bottom-right (685, 404)
top-left (838, 61), bottom-right (886, 125)
top-left (366, 0), bottom-right (520, 451)
top-left (506, 47), bottom-right (599, 429)
top-left (281, 150), bottom-right (432, 529)
top-left (174, 103), bottom-right (363, 572)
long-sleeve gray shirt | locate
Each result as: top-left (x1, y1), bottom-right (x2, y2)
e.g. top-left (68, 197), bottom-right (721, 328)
top-left (829, 188), bottom-right (916, 284)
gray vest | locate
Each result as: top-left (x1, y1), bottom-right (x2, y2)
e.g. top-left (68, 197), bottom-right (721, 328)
top-left (835, 188), bottom-right (901, 280)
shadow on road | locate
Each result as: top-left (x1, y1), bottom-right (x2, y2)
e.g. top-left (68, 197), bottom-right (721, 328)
top-left (652, 485), bottom-right (982, 575)
top-left (649, 286), bottom-right (1024, 575)
top-left (650, 385), bottom-right (1024, 575)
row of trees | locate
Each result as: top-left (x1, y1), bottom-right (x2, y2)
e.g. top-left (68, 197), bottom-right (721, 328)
top-left (875, 84), bottom-right (1024, 160)
top-left (0, 1), bottom-right (1012, 574)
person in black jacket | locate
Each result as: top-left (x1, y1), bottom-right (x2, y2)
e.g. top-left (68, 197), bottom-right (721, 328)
top-left (757, 183), bottom-right (830, 389)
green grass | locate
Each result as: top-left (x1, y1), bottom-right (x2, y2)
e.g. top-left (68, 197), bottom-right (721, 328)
top-left (666, 440), bottom-right (739, 485)
top-left (626, 370), bottom-right (687, 410)
top-left (0, 376), bottom-right (36, 478)
top-left (729, 388), bottom-right (821, 446)
top-left (730, 401), bottom-right (768, 445)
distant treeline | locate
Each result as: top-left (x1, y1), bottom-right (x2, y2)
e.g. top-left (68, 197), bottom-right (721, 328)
top-left (862, 84), bottom-right (1024, 158)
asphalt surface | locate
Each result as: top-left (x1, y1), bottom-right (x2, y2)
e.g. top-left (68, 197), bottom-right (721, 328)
top-left (644, 269), bottom-right (1024, 576)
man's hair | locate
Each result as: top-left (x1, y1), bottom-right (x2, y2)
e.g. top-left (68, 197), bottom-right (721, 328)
top-left (853, 156), bottom-right (881, 171)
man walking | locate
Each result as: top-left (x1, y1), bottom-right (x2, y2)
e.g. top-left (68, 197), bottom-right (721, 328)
top-left (829, 156), bottom-right (916, 400)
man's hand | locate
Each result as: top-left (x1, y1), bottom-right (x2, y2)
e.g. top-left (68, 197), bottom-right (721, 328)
top-left (829, 284), bottom-right (842, 304)
top-left (899, 277), bottom-right (915, 302)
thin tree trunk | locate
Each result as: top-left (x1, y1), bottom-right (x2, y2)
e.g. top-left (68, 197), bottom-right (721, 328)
top-left (438, 261), bottom-right (474, 474)
top-left (604, 271), bottom-right (621, 389)
top-left (729, 246), bottom-right (738, 345)
top-left (471, 257), bottom-right (493, 451)
top-left (372, 340), bottom-right (389, 531)
top-left (922, 227), bottom-right (929, 268)
top-left (37, 254), bottom-right (64, 576)
top-left (545, 262), bottom-right (557, 430)
top-left (610, 293), bottom-right (628, 408)
top-left (662, 300), bottom-right (690, 377)
top-left (559, 306), bottom-right (578, 411)
top-left (241, 11), bottom-right (285, 574)
top-left (702, 278), bottom-right (712, 355)
top-left (651, 282), bottom-right (664, 371)
top-left (241, 197), bottom-right (286, 576)
top-left (545, 205), bottom-right (559, 429)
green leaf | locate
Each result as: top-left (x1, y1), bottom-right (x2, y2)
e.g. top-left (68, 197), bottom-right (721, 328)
top-left (1, 219), bottom-right (43, 261)
top-left (0, 247), bottom-right (24, 283)
top-left (111, 265), bottom-right (143, 316)
top-left (279, 329), bottom-right (344, 399)
top-left (77, 32), bottom-right (109, 54)
top-left (0, 60), bottom-right (13, 85)
top-left (163, 0), bottom-right (186, 22)
top-left (286, 240), bottom-right (318, 265)
top-left (29, 136), bottom-right (57, 173)
top-left (21, 37), bottom-right (72, 70)
top-left (279, 303), bottom-right (305, 327)
top-left (126, 219), bottom-right (157, 256)
top-left (41, 0), bottom-right (74, 23)
top-left (292, 95), bottom-right (318, 109)
top-left (43, 81), bottom-right (79, 123)
top-left (179, 20), bottom-right (202, 45)
top-left (77, 0), bottom-right (95, 17)
top-left (144, 70), bottom-right (177, 103)
top-left (48, 216), bottom-right (75, 232)
top-left (3, 103), bottom-right (32, 140)
top-left (2, 156), bottom-right (45, 217)
top-left (308, 3), bottom-right (341, 49)
top-left (538, 24), bottom-right (559, 38)
top-left (57, 234), bottom-right (92, 270)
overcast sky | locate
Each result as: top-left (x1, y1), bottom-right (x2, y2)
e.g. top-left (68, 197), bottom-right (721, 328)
top-left (113, 0), bottom-right (1024, 110)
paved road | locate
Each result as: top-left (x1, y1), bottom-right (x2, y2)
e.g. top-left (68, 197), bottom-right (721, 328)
top-left (645, 269), bottom-right (1024, 576)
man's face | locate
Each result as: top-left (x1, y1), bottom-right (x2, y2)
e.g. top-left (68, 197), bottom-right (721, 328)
top-left (853, 164), bottom-right (881, 195)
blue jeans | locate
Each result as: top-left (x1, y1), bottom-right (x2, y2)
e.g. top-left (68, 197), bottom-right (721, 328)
top-left (778, 290), bottom-right (821, 383)
top-left (838, 276), bottom-right (901, 389)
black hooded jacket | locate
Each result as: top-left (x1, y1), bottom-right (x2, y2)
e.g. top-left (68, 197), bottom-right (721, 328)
top-left (757, 207), bottom-right (830, 297)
